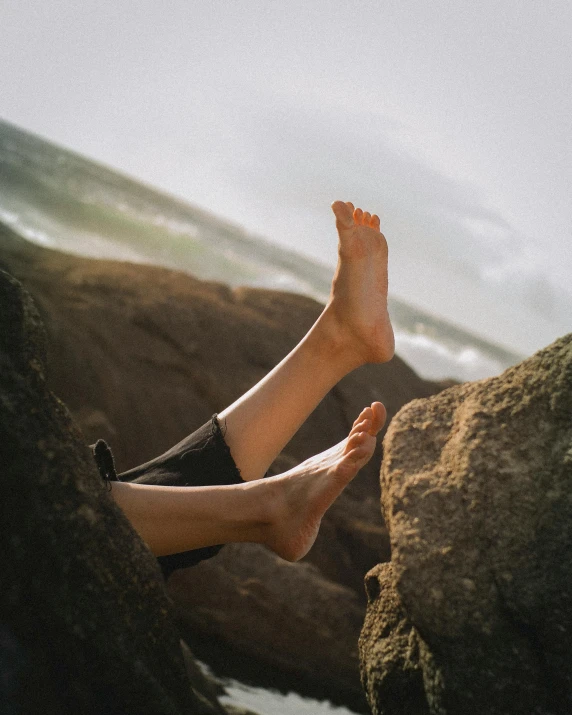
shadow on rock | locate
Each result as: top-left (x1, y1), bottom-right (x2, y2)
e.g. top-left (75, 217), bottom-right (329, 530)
top-left (0, 269), bottom-right (230, 714)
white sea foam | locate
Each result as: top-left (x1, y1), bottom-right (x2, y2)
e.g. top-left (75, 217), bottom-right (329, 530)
top-left (220, 679), bottom-right (361, 715)
top-left (147, 213), bottom-right (199, 237)
top-left (197, 660), bottom-right (361, 715)
top-left (0, 207), bottom-right (55, 247)
top-left (394, 331), bottom-right (505, 382)
top-left (0, 207), bottom-right (19, 225)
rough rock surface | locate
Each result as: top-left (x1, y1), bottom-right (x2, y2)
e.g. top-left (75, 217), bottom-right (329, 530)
top-left (360, 335), bottom-right (572, 714)
top-left (0, 224), bottom-right (447, 709)
top-left (0, 269), bottom-right (235, 714)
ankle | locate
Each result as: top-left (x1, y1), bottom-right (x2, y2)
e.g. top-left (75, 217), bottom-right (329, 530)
top-left (245, 475), bottom-right (287, 532)
top-left (308, 306), bottom-right (366, 373)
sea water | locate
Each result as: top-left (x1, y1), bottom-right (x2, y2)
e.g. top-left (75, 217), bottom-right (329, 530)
top-left (0, 120), bottom-right (523, 384)
top-left (197, 661), bottom-right (361, 715)
top-left (220, 679), bottom-right (361, 715)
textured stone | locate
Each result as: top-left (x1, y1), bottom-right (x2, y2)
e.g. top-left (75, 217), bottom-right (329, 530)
top-left (360, 334), bottom-right (572, 714)
top-left (360, 563), bottom-right (429, 715)
top-left (0, 269), bottom-right (227, 714)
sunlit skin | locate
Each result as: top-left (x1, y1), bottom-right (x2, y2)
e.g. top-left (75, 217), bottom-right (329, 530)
top-left (327, 200), bottom-right (395, 365)
top-left (218, 201), bottom-right (395, 482)
top-left (111, 402), bottom-right (385, 561)
top-left (110, 202), bottom-right (395, 561)
top-left (265, 401), bottom-right (386, 561)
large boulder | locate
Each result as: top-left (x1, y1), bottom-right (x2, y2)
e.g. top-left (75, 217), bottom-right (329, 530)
top-left (360, 335), bottom-right (572, 714)
top-left (0, 269), bottom-right (231, 714)
top-left (0, 224), bottom-right (447, 709)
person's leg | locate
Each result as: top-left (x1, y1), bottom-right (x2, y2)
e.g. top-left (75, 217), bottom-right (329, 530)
top-left (117, 415), bottom-right (248, 576)
top-left (218, 201), bottom-right (394, 481)
top-left (110, 404), bottom-right (384, 561)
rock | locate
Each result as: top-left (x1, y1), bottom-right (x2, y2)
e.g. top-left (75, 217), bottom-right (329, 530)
top-left (170, 543), bottom-right (367, 710)
top-left (0, 224), bottom-right (447, 709)
top-left (179, 640), bottom-right (229, 714)
top-left (0, 268), bottom-right (230, 714)
top-left (360, 335), bottom-right (572, 714)
top-left (360, 563), bottom-right (429, 715)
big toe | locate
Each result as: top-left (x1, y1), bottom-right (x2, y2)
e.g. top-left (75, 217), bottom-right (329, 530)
top-left (370, 402), bottom-right (386, 435)
top-left (331, 200), bottom-right (355, 231)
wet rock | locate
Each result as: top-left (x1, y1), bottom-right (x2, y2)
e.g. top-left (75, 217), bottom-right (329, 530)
top-left (0, 269), bottom-right (226, 714)
top-left (360, 335), bottom-right (572, 714)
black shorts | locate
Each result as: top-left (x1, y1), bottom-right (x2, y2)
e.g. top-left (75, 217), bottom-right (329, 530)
top-left (92, 415), bottom-right (244, 579)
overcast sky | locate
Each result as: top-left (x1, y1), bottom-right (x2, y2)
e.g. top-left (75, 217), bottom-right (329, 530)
top-left (1, 0), bottom-right (570, 353)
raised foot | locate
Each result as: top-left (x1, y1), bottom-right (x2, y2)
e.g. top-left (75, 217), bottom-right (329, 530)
top-left (265, 402), bottom-right (386, 562)
top-left (323, 201), bottom-right (395, 365)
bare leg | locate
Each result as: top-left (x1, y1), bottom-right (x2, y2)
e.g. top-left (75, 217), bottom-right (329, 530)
top-left (218, 201), bottom-right (394, 481)
top-left (111, 404), bottom-right (385, 560)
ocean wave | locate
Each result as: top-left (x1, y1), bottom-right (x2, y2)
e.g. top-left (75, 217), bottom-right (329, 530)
top-left (0, 120), bottom-right (522, 384)
top-left (395, 331), bottom-right (506, 382)
top-left (0, 208), bottom-right (55, 247)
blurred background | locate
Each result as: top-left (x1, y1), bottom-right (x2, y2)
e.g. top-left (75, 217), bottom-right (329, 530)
top-left (1, 1), bottom-right (570, 372)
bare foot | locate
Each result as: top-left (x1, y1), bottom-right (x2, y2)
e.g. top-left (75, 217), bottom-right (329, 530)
top-left (264, 402), bottom-right (386, 562)
top-left (322, 201), bottom-right (395, 365)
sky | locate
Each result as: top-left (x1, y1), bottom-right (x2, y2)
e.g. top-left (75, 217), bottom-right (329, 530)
top-left (1, 0), bottom-right (571, 354)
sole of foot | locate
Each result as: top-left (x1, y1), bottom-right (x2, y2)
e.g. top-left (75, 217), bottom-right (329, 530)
top-left (266, 402), bottom-right (386, 562)
top-left (324, 201), bottom-right (395, 365)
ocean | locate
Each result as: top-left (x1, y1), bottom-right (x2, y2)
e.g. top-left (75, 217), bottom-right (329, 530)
top-left (0, 119), bottom-right (523, 386)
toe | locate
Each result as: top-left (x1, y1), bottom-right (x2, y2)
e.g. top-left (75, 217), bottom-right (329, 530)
top-left (353, 207), bottom-right (364, 224)
top-left (369, 402), bottom-right (387, 435)
top-left (371, 214), bottom-right (381, 230)
top-left (347, 430), bottom-right (367, 451)
top-left (353, 407), bottom-right (372, 428)
top-left (363, 211), bottom-right (371, 225)
top-left (331, 201), bottom-right (355, 230)
top-left (350, 419), bottom-right (371, 438)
